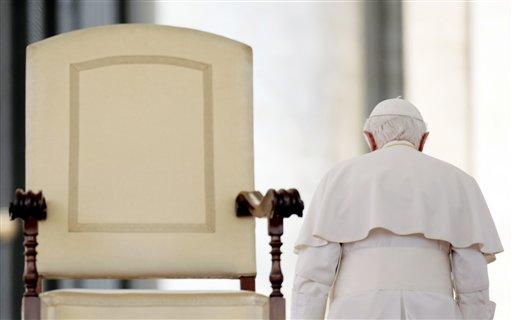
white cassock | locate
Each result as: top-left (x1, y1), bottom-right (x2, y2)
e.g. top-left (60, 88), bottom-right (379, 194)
top-left (291, 140), bottom-right (503, 320)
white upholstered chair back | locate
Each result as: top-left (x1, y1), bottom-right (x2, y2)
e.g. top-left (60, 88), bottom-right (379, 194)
top-left (27, 24), bottom-right (256, 279)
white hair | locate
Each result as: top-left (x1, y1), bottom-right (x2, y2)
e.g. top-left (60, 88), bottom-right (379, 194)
top-left (363, 115), bottom-right (428, 149)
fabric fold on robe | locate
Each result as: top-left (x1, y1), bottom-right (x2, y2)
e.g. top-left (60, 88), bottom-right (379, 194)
top-left (295, 143), bottom-right (503, 263)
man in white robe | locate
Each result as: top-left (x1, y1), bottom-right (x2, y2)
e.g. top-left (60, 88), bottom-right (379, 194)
top-left (291, 98), bottom-right (503, 319)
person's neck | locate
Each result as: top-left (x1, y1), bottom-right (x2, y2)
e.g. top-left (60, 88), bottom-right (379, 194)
top-left (381, 140), bottom-right (417, 150)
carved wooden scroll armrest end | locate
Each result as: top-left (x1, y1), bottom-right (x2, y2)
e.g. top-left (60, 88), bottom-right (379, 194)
top-left (236, 188), bottom-right (304, 219)
top-left (9, 189), bottom-right (47, 222)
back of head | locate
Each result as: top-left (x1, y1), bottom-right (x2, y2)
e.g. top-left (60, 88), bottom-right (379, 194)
top-left (364, 98), bottom-right (428, 149)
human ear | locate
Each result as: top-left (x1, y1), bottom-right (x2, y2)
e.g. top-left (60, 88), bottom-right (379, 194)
top-left (364, 131), bottom-right (378, 151)
top-left (419, 132), bottom-right (429, 152)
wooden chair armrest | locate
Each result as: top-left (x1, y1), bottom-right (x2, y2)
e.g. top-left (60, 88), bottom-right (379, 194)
top-left (235, 189), bottom-right (303, 219)
top-left (9, 189), bottom-right (47, 320)
top-left (235, 188), bottom-right (303, 320)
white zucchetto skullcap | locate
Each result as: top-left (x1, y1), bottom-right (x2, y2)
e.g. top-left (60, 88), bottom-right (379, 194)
top-left (369, 97), bottom-right (424, 121)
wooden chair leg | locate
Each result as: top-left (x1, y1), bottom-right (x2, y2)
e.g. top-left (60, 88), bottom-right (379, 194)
top-left (22, 297), bottom-right (41, 320)
top-left (22, 217), bottom-right (42, 320)
top-left (236, 189), bottom-right (304, 320)
top-left (268, 214), bottom-right (285, 320)
top-left (269, 296), bottom-right (285, 320)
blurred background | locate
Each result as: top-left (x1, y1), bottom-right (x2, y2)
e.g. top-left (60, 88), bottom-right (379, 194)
top-left (1, 1), bottom-right (510, 319)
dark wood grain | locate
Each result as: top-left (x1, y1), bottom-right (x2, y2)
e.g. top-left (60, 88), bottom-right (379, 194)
top-left (239, 276), bottom-right (256, 291)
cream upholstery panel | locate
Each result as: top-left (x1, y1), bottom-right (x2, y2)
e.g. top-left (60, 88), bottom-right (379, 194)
top-left (27, 24), bottom-right (255, 278)
top-left (41, 290), bottom-right (269, 319)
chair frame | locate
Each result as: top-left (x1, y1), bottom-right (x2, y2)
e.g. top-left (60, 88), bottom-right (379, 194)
top-left (10, 188), bottom-right (303, 320)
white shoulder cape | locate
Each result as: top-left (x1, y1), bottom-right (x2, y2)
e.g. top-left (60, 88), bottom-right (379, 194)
top-left (295, 142), bottom-right (503, 263)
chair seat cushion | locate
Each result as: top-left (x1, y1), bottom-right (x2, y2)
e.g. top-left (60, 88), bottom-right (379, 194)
top-left (41, 289), bottom-right (269, 319)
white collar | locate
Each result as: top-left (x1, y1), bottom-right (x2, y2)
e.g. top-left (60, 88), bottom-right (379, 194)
top-left (381, 140), bottom-right (417, 149)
